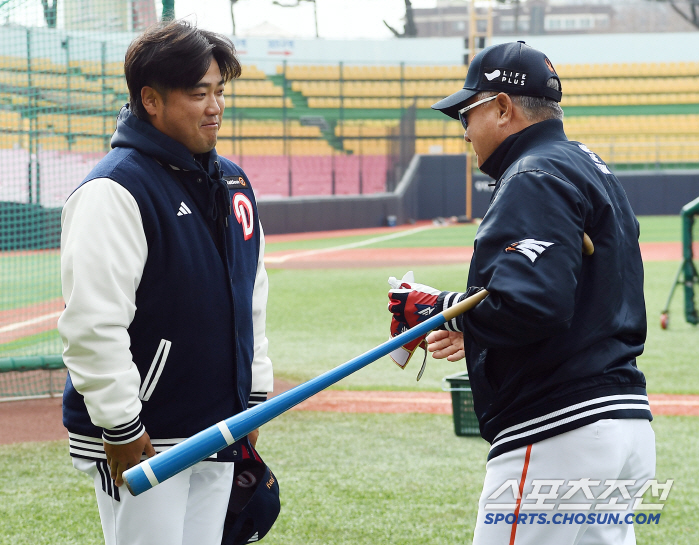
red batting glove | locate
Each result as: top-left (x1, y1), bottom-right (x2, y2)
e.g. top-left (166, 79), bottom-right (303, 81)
top-left (387, 271), bottom-right (442, 370)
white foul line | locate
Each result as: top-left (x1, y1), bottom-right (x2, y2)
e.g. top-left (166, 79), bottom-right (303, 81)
top-left (0, 311), bottom-right (63, 334)
top-left (264, 225), bottom-right (438, 264)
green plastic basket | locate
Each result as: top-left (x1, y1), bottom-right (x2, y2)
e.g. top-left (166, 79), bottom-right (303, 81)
top-left (442, 372), bottom-right (480, 437)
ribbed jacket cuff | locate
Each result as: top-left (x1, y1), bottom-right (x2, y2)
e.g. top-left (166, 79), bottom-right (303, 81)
top-left (438, 291), bottom-right (466, 332)
top-left (102, 416), bottom-right (146, 445)
top-left (248, 392), bottom-right (268, 409)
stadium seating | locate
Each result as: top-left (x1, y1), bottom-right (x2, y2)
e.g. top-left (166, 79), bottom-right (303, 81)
top-left (4, 54), bottom-right (699, 193)
top-left (0, 55), bottom-right (280, 110)
top-left (218, 119), bottom-right (322, 137)
top-left (278, 64), bottom-right (467, 81)
top-left (218, 154), bottom-right (388, 197)
top-left (216, 138), bottom-right (334, 157)
top-left (216, 119), bottom-right (329, 156)
top-left (556, 62), bottom-right (699, 78)
top-left (225, 79), bottom-right (283, 97)
top-left (281, 60), bottom-right (699, 110)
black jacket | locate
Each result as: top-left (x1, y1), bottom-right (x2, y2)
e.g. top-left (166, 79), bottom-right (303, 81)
top-left (462, 119), bottom-right (651, 459)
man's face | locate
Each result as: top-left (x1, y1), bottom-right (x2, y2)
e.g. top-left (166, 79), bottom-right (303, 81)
top-left (463, 93), bottom-right (504, 168)
top-left (149, 57), bottom-right (225, 155)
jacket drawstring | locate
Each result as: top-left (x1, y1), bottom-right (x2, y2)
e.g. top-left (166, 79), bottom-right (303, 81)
top-left (208, 160), bottom-right (231, 227)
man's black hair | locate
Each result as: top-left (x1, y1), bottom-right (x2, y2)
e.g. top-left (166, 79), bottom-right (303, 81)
top-left (124, 19), bottom-right (241, 120)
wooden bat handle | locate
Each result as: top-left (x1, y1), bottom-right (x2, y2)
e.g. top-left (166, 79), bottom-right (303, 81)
top-left (443, 289), bottom-right (489, 322)
top-left (583, 232), bottom-right (594, 256)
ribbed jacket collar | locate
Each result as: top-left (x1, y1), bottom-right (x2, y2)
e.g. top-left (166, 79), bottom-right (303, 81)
top-left (479, 118), bottom-right (567, 180)
top-left (110, 104), bottom-right (230, 223)
top-left (110, 104), bottom-right (221, 176)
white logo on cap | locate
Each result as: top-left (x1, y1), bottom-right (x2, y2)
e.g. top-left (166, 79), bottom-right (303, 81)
top-left (500, 71), bottom-right (527, 86)
top-left (485, 69), bottom-right (501, 81)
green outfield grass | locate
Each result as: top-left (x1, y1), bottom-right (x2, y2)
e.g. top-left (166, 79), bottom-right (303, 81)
top-left (265, 260), bottom-right (699, 395)
top-left (0, 330), bottom-right (62, 360)
top-left (0, 414), bottom-right (696, 545)
top-left (0, 251), bottom-right (60, 311)
top-left (265, 215), bottom-right (686, 255)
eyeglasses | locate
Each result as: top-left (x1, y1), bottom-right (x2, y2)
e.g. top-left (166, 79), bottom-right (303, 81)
top-left (457, 95), bottom-right (498, 131)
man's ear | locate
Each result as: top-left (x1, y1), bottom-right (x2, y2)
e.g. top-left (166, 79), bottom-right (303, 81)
top-left (141, 86), bottom-right (162, 117)
top-left (495, 93), bottom-right (514, 126)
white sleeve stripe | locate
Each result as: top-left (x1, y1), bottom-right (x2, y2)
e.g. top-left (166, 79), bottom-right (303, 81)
top-left (108, 416), bottom-right (141, 430)
top-left (441, 292), bottom-right (464, 332)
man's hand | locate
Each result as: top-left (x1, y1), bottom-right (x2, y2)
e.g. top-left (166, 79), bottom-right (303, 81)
top-left (248, 428), bottom-right (259, 448)
top-left (387, 271), bottom-right (443, 330)
top-left (426, 330), bottom-right (465, 362)
top-left (387, 271), bottom-right (443, 369)
top-left (104, 432), bottom-right (156, 487)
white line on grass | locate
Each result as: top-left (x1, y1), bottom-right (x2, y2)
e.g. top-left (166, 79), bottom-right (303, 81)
top-left (306, 396), bottom-right (451, 405)
top-left (264, 224), bottom-right (438, 264)
top-left (0, 311), bottom-right (62, 333)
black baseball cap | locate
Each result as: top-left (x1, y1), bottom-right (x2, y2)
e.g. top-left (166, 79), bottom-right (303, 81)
top-left (432, 41), bottom-right (562, 120)
top-left (222, 446), bottom-right (281, 545)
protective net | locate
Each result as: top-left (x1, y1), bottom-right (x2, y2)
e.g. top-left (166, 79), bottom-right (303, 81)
top-left (0, 1), bottom-right (147, 398)
top-left (0, 367), bottom-right (67, 401)
top-left (0, 0), bottom-right (435, 395)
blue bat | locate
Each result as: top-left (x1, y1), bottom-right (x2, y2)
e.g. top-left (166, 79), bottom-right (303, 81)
top-left (122, 289), bottom-right (488, 496)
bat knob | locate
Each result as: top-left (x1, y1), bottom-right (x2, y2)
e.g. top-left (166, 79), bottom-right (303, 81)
top-left (582, 233), bottom-right (594, 256)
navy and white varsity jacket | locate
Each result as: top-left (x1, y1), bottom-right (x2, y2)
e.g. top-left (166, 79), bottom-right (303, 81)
top-left (59, 105), bottom-right (273, 462)
top-left (458, 119), bottom-right (651, 460)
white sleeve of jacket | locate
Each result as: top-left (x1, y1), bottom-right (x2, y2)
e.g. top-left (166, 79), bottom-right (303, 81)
top-left (58, 178), bottom-right (147, 436)
top-left (249, 221), bottom-right (274, 404)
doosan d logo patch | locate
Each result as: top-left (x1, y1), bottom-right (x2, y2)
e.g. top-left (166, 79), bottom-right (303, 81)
top-left (232, 192), bottom-right (254, 241)
top-left (505, 239), bottom-right (554, 263)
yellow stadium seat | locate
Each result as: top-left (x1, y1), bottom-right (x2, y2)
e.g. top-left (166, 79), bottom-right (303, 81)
top-left (0, 55), bottom-right (28, 71)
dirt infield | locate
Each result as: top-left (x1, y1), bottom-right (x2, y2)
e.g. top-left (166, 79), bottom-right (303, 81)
top-left (0, 297), bottom-right (64, 344)
top-left (264, 238), bottom-right (699, 269)
top-left (2, 382), bottom-right (698, 446)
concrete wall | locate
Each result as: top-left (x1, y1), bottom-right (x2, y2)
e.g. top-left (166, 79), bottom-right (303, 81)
top-left (619, 172), bottom-right (699, 216)
top-left (257, 155), bottom-right (699, 234)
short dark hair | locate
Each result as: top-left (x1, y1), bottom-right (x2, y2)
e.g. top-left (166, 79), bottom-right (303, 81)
top-left (124, 19), bottom-right (242, 120)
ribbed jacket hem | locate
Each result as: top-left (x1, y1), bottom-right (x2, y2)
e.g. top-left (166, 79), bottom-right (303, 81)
top-left (486, 392), bottom-right (652, 460)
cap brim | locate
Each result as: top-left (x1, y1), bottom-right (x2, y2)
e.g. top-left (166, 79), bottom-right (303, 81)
top-left (431, 88), bottom-right (479, 120)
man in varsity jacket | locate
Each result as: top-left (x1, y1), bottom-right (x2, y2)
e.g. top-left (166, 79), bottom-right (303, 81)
top-left (58, 20), bottom-right (273, 545)
top-left (387, 42), bottom-right (655, 544)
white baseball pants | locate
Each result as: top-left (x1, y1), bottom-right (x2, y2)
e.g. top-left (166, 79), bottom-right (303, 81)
top-left (73, 457), bottom-right (234, 545)
top-left (472, 419), bottom-right (656, 545)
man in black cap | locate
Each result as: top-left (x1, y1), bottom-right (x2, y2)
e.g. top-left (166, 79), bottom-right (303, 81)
top-left (387, 42), bottom-right (656, 544)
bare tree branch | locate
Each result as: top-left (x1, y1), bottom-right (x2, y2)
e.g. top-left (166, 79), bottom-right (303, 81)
top-left (383, 0), bottom-right (417, 38)
top-left (383, 20), bottom-right (401, 37)
top-left (649, 0), bottom-right (699, 29)
top-left (273, 0), bottom-right (319, 37)
top-left (41, 0), bottom-right (57, 28)
top-left (230, 0), bottom-right (239, 35)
